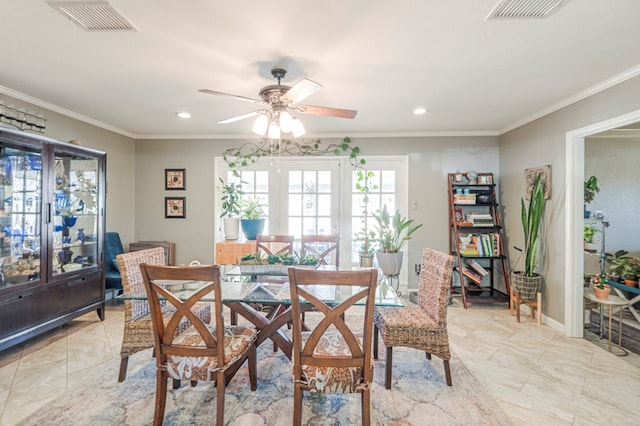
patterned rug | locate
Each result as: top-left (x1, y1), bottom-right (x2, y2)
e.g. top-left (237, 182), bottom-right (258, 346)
top-left (20, 329), bottom-right (512, 425)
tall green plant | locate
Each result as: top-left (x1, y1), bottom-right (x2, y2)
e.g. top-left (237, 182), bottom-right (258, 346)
top-left (521, 173), bottom-right (546, 276)
top-left (217, 178), bottom-right (244, 218)
top-left (372, 205), bottom-right (423, 253)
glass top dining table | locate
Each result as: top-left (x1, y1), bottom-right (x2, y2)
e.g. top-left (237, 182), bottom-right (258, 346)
top-left (118, 265), bottom-right (403, 360)
top-left (119, 265), bottom-right (404, 308)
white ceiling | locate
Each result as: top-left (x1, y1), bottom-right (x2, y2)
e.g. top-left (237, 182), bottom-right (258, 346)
top-left (1, 0), bottom-right (640, 139)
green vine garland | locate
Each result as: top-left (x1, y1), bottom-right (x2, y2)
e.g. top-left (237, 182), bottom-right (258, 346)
top-left (222, 136), bottom-right (365, 176)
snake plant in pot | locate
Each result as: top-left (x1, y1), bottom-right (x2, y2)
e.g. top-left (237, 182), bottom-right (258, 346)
top-left (512, 172), bottom-right (547, 302)
top-left (372, 205), bottom-right (423, 277)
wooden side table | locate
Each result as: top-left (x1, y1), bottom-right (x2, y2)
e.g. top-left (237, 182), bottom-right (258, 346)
top-left (215, 240), bottom-right (256, 264)
top-left (584, 288), bottom-right (629, 356)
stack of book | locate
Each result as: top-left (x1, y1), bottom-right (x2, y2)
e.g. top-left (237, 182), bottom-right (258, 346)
top-left (467, 213), bottom-right (493, 227)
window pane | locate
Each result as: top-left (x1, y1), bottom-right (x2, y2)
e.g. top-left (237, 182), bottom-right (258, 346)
top-left (303, 217), bottom-right (316, 235)
top-left (255, 171), bottom-right (269, 193)
top-left (381, 170), bottom-right (395, 192)
top-left (317, 217), bottom-right (331, 235)
top-left (317, 194), bottom-right (330, 216)
top-left (289, 217), bottom-right (302, 239)
top-left (289, 171), bottom-right (301, 192)
top-left (289, 194), bottom-right (302, 216)
top-left (303, 194), bottom-right (316, 216)
top-left (303, 171), bottom-right (317, 193)
top-left (318, 171), bottom-right (331, 192)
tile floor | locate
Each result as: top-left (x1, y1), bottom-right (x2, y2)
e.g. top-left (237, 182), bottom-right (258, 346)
top-left (1, 299), bottom-right (639, 425)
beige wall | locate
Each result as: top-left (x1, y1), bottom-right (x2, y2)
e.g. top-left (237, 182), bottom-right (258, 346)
top-left (499, 74), bottom-right (640, 324)
top-left (0, 94), bottom-right (136, 245)
top-left (134, 136), bottom-right (499, 276)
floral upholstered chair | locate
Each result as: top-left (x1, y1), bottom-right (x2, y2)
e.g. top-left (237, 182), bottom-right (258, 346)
top-left (116, 247), bottom-right (211, 382)
top-left (288, 267), bottom-right (378, 426)
top-left (373, 247), bottom-right (455, 388)
top-left (140, 263), bottom-right (257, 426)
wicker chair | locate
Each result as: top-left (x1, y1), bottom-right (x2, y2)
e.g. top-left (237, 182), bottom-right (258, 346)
top-left (288, 267), bottom-right (378, 426)
top-left (116, 247), bottom-right (211, 382)
top-left (140, 263), bottom-right (257, 426)
top-left (373, 248), bottom-right (454, 388)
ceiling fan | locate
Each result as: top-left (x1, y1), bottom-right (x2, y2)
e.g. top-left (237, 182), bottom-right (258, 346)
top-left (198, 67), bottom-right (357, 137)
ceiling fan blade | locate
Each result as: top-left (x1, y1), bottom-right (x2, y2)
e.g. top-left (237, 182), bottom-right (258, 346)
top-left (282, 78), bottom-right (322, 105)
top-left (198, 89), bottom-right (263, 104)
top-left (295, 104), bottom-right (358, 119)
top-left (218, 111), bottom-right (260, 124)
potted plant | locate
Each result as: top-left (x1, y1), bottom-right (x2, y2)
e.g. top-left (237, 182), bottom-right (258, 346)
top-left (371, 204), bottom-right (423, 277)
top-left (584, 175), bottom-right (600, 218)
top-left (605, 249), bottom-right (629, 281)
top-left (591, 272), bottom-right (610, 299)
top-left (610, 256), bottom-right (640, 287)
top-left (240, 198), bottom-right (266, 241)
top-left (511, 172), bottom-right (547, 302)
top-left (217, 177), bottom-right (244, 240)
top-left (583, 225), bottom-right (599, 252)
top-left (354, 170), bottom-right (377, 267)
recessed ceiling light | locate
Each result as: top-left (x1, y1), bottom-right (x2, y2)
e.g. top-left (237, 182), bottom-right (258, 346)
top-left (413, 107), bottom-right (428, 115)
top-left (176, 112), bottom-right (191, 119)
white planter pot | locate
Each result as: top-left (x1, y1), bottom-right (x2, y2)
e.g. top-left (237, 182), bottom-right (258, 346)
top-left (375, 251), bottom-right (404, 276)
top-left (222, 217), bottom-right (240, 240)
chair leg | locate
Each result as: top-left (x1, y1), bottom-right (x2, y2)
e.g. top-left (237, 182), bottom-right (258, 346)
top-left (293, 386), bottom-right (303, 426)
top-left (425, 352), bottom-right (432, 360)
top-left (154, 373), bottom-right (168, 426)
top-left (385, 346), bottom-right (393, 390)
top-left (216, 371), bottom-right (225, 426)
top-left (515, 290), bottom-right (521, 322)
top-left (362, 388), bottom-right (371, 426)
top-left (248, 345), bottom-right (257, 391)
top-left (443, 359), bottom-right (452, 386)
top-left (373, 325), bottom-right (378, 359)
top-left (537, 292), bottom-right (542, 325)
top-left (118, 357), bottom-right (129, 382)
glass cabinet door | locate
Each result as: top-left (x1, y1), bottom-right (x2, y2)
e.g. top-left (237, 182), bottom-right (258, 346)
top-left (0, 146), bottom-right (42, 286)
top-left (52, 152), bottom-right (98, 276)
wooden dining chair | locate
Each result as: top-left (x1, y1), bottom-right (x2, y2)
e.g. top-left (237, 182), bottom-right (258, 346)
top-left (373, 248), bottom-right (455, 388)
top-left (301, 234), bottom-right (340, 267)
top-left (115, 247), bottom-right (211, 382)
top-left (256, 234), bottom-right (294, 257)
top-left (288, 267), bottom-right (378, 426)
top-left (140, 263), bottom-right (257, 426)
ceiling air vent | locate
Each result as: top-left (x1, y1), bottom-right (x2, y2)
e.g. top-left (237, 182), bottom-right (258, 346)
top-left (48, 1), bottom-right (137, 31)
top-left (487, 0), bottom-right (570, 19)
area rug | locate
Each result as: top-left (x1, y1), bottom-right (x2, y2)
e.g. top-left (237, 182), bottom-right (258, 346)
top-left (20, 335), bottom-right (512, 425)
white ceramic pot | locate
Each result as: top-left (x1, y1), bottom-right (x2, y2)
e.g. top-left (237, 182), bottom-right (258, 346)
top-left (222, 217), bottom-right (240, 240)
top-left (375, 251), bottom-right (404, 276)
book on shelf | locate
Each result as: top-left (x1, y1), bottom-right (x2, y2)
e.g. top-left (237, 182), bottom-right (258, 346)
top-left (462, 268), bottom-right (483, 284)
top-left (466, 259), bottom-right (489, 276)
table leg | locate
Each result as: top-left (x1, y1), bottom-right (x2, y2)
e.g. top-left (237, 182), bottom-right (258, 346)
top-left (599, 304), bottom-right (604, 338)
top-left (607, 304), bottom-right (613, 352)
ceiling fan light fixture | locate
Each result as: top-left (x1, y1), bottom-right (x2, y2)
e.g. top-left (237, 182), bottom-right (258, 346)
top-left (252, 114), bottom-right (269, 135)
top-left (268, 122), bottom-right (281, 139)
top-left (292, 118), bottom-right (306, 138)
top-left (279, 111), bottom-right (293, 133)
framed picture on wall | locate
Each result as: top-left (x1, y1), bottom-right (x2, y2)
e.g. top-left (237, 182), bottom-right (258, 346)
top-left (165, 197), bottom-right (186, 218)
top-left (165, 168), bottom-right (186, 190)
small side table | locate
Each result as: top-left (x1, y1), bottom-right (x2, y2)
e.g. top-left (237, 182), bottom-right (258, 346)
top-left (584, 289), bottom-right (629, 356)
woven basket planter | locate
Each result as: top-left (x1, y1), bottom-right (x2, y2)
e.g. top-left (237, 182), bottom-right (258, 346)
top-left (511, 272), bottom-right (542, 303)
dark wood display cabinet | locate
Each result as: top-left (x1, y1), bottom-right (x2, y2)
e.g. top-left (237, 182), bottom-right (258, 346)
top-left (0, 127), bottom-right (106, 352)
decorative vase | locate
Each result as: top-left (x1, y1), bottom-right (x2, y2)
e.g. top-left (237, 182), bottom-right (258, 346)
top-left (62, 216), bottom-right (77, 228)
top-left (240, 218), bottom-right (265, 241)
top-left (76, 228), bottom-right (85, 243)
top-left (375, 251), bottom-right (404, 277)
top-left (593, 286), bottom-right (610, 299)
top-left (223, 217), bottom-right (240, 240)
top-left (511, 272), bottom-right (542, 303)
top-left (58, 249), bottom-right (73, 264)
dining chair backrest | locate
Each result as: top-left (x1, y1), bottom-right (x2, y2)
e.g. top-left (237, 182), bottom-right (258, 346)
top-left (287, 267), bottom-right (378, 425)
top-left (418, 248), bottom-right (455, 325)
top-left (139, 263), bottom-right (257, 426)
top-left (301, 234), bottom-right (340, 267)
top-left (117, 247), bottom-right (166, 323)
top-left (256, 234), bottom-right (294, 257)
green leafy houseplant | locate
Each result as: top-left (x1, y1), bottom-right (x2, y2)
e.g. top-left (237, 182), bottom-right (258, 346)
top-left (354, 170), bottom-right (377, 258)
top-left (240, 198), bottom-right (265, 220)
top-left (584, 175), bottom-right (600, 204)
top-left (217, 178), bottom-right (244, 218)
top-left (372, 205), bottom-right (423, 253)
top-left (583, 225), bottom-right (596, 243)
top-left (520, 172), bottom-right (547, 277)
